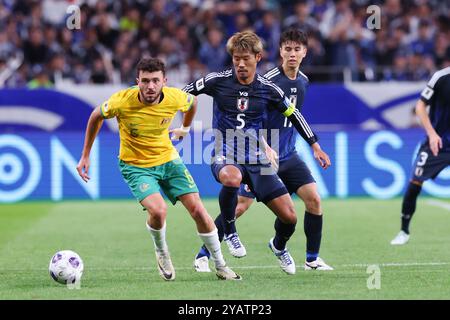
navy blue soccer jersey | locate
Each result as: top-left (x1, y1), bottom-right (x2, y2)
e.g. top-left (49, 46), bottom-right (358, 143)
top-left (183, 69), bottom-right (317, 163)
top-left (420, 66), bottom-right (450, 151)
top-left (263, 66), bottom-right (309, 161)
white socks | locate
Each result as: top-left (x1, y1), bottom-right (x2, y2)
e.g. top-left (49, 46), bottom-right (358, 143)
top-left (146, 222), bottom-right (168, 253)
top-left (147, 223), bottom-right (226, 268)
top-left (198, 228), bottom-right (226, 268)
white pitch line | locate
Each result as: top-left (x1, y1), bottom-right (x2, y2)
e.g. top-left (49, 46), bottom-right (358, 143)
top-left (340, 262), bottom-right (450, 267)
top-left (427, 199), bottom-right (450, 211)
top-left (3, 262), bottom-right (450, 272)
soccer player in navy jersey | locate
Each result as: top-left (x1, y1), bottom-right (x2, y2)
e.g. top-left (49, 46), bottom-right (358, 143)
top-left (391, 63), bottom-right (450, 245)
top-left (194, 29), bottom-right (333, 272)
top-left (184, 31), bottom-right (330, 275)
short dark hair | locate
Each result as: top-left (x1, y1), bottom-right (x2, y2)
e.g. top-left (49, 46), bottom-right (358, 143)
top-left (279, 28), bottom-right (308, 47)
top-left (136, 57), bottom-right (166, 77)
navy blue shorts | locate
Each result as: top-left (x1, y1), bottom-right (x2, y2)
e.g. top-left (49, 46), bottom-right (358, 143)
top-left (411, 141), bottom-right (450, 182)
top-left (239, 153), bottom-right (315, 198)
top-left (211, 161), bottom-right (288, 203)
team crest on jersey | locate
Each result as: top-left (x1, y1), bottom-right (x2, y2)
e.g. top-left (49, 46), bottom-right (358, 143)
top-left (236, 97), bottom-right (249, 111)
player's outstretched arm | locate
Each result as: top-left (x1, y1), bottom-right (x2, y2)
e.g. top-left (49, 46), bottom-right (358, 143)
top-left (170, 96), bottom-right (198, 141)
top-left (415, 99), bottom-right (442, 156)
top-left (281, 105), bottom-right (331, 169)
top-left (77, 106), bottom-right (104, 182)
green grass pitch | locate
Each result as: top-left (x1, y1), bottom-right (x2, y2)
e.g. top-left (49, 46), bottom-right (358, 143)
top-left (1, 198), bottom-right (450, 300)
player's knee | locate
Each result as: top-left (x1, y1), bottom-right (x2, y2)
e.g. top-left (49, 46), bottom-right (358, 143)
top-left (146, 203), bottom-right (167, 220)
top-left (221, 176), bottom-right (241, 187)
top-left (282, 204), bottom-right (297, 224)
top-left (219, 171), bottom-right (242, 187)
top-left (187, 202), bottom-right (207, 221)
top-left (304, 194), bottom-right (321, 214)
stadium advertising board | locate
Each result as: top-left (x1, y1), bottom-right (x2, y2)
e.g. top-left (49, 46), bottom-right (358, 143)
top-left (0, 87), bottom-right (449, 202)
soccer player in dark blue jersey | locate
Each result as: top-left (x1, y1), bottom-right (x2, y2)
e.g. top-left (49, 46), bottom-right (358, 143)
top-left (185, 31), bottom-right (330, 275)
top-left (391, 63), bottom-right (450, 245)
top-left (194, 29), bottom-right (333, 272)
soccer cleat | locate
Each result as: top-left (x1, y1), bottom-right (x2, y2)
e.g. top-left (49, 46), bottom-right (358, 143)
top-left (268, 238), bottom-right (296, 275)
top-left (193, 256), bottom-right (211, 273)
top-left (390, 230), bottom-right (410, 245)
top-left (215, 265), bottom-right (242, 280)
top-left (304, 257), bottom-right (334, 271)
top-left (224, 233), bottom-right (247, 258)
top-left (155, 250), bottom-right (175, 281)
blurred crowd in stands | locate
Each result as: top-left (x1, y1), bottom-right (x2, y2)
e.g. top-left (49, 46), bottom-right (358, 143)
top-left (0, 0), bottom-right (448, 87)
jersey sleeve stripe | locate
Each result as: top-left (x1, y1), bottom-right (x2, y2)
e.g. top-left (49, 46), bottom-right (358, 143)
top-left (264, 67), bottom-right (280, 78)
top-left (205, 70), bottom-right (233, 82)
top-left (182, 84), bottom-right (194, 93)
top-left (257, 75), bottom-right (284, 97)
top-left (266, 71), bottom-right (280, 80)
top-left (298, 70), bottom-right (309, 81)
top-left (427, 67), bottom-right (450, 88)
top-left (205, 73), bottom-right (218, 81)
top-left (293, 109), bottom-right (314, 138)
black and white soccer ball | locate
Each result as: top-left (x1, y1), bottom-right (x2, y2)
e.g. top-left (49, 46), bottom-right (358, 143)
top-left (49, 250), bottom-right (84, 285)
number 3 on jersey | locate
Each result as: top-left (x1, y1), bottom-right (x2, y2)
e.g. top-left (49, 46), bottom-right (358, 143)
top-left (237, 113), bottom-right (245, 129)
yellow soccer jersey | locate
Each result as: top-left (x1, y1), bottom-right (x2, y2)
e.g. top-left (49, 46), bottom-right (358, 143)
top-left (100, 86), bottom-right (194, 167)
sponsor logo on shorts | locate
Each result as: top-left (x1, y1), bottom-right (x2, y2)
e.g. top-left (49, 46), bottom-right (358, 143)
top-left (139, 183), bottom-right (149, 192)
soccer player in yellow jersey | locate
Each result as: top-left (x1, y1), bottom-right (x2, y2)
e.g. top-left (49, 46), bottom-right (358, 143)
top-left (76, 58), bottom-right (240, 281)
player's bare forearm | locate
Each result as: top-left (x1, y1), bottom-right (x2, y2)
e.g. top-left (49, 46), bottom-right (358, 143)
top-left (170, 97), bottom-right (197, 141)
top-left (77, 107), bottom-right (103, 182)
top-left (81, 107), bottom-right (104, 157)
top-left (182, 96), bottom-right (197, 127)
top-left (415, 100), bottom-right (437, 138)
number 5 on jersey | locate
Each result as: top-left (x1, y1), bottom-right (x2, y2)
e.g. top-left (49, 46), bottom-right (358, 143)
top-left (237, 113), bottom-right (246, 129)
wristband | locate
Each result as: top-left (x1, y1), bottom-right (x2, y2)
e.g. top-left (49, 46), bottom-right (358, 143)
top-left (180, 126), bottom-right (191, 133)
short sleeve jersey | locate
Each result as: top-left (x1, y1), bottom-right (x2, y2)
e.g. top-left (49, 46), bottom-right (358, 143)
top-left (101, 86), bottom-right (194, 167)
top-left (420, 67), bottom-right (450, 150)
top-left (183, 69), bottom-right (292, 163)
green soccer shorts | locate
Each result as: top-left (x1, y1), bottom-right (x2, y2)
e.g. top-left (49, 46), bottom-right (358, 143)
top-left (119, 158), bottom-right (199, 205)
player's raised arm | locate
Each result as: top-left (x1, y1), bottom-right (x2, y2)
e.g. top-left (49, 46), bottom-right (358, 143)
top-left (77, 106), bottom-right (104, 182)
